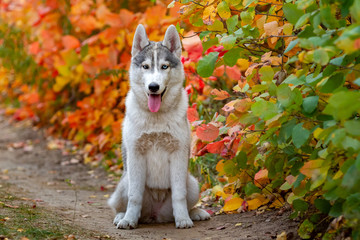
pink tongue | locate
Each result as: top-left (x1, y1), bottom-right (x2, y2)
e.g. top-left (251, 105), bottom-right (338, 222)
top-left (148, 94), bottom-right (161, 112)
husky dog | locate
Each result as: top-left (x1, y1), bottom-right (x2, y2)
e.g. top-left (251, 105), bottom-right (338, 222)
top-left (108, 25), bottom-right (210, 229)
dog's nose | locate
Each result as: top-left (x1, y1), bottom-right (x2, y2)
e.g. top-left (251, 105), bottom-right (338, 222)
top-left (148, 82), bottom-right (160, 93)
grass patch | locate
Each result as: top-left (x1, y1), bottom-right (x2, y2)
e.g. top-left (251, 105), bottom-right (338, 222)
top-left (0, 185), bottom-right (104, 240)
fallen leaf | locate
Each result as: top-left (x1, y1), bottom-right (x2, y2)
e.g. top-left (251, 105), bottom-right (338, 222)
top-left (276, 231), bottom-right (287, 240)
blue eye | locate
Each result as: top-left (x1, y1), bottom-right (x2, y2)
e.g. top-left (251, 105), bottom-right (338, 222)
top-left (143, 64), bottom-right (149, 69)
top-left (161, 64), bottom-right (169, 70)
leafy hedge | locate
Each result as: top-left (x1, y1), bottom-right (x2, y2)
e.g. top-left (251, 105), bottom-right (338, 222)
top-left (176, 0), bottom-right (360, 238)
top-left (0, 0), bottom-right (181, 169)
top-left (1, 0), bottom-right (360, 238)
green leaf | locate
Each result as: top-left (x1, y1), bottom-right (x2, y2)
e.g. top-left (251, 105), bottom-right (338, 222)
top-left (293, 199), bottom-right (309, 212)
top-left (283, 3), bottom-right (304, 25)
top-left (329, 200), bottom-right (343, 217)
top-left (244, 182), bottom-right (262, 196)
top-left (277, 84), bottom-right (292, 108)
top-left (356, 154), bottom-right (360, 171)
top-left (223, 48), bottom-right (241, 66)
top-left (292, 123), bottom-right (310, 149)
top-left (240, 11), bottom-right (253, 25)
top-left (323, 91), bottom-right (360, 121)
top-left (350, 0), bottom-right (360, 22)
top-left (235, 151), bottom-right (247, 169)
top-left (226, 15), bottom-right (239, 34)
top-left (344, 120), bottom-right (360, 136)
top-left (220, 35), bottom-right (237, 50)
top-left (320, 73), bottom-right (344, 93)
top-left (217, 1), bottom-right (231, 19)
top-left (298, 219), bottom-right (314, 239)
top-left (284, 39), bottom-right (299, 54)
top-left (243, 0), bottom-right (256, 8)
top-left (341, 165), bottom-right (360, 193)
top-left (295, 13), bottom-right (310, 29)
top-left (251, 99), bottom-right (279, 121)
top-left (80, 44), bottom-right (89, 58)
top-left (320, 6), bottom-right (339, 29)
top-left (202, 37), bottom-right (219, 52)
top-left (197, 52), bottom-right (219, 78)
top-left (343, 193), bottom-right (360, 219)
top-left (314, 199), bottom-right (331, 214)
top-left (313, 48), bottom-right (329, 66)
top-left (259, 66), bottom-right (274, 82)
top-left (302, 96), bottom-right (319, 114)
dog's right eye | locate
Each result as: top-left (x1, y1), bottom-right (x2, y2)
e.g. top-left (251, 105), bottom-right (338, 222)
top-left (142, 64), bottom-right (149, 70)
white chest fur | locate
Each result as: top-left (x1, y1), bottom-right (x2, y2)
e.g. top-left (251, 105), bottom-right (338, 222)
top-left (136, 132), bottom-right (179, 189)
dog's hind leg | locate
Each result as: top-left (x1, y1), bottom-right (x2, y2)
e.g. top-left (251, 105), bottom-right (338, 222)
top-left (187, 174), bottom-right (211, 221)
top-left (108, 173), bottom-right (128, 226)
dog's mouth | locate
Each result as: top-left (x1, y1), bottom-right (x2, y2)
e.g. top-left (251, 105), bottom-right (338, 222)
top-left (147, 87), bottom-right (167, 113)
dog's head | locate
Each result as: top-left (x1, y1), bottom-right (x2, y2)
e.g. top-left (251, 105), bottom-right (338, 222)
top-left (129, 24), bottom-right (185, 113)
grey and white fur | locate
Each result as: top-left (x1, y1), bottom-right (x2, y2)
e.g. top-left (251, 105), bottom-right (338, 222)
top-left (107, 24), bottom-right (210, 229)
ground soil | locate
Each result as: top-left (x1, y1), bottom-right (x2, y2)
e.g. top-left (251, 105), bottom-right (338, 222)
top-left (0, 116), bottom-right (300, 240)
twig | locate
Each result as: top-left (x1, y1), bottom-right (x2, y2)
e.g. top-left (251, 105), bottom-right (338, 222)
top-left (329, 63), bottom-right (360, 73)
top-left (258, 0), bottom-right (283, 5)
top-left (191, 0), bottom-right (205, 7)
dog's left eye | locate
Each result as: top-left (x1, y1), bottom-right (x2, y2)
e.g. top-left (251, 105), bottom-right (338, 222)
top-left (161, 65), bottom-right (169, 70)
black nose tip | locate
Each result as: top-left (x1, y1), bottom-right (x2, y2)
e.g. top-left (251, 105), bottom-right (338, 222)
top-left (148, 82), bottom-right (160, 93)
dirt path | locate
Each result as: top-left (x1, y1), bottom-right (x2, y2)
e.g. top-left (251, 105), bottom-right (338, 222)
top-left (0, 116), bottom-right (300, 240)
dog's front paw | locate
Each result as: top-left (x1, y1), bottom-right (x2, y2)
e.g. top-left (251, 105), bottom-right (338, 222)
top-left (190, 208), bottom-right (211, 221)
top-left (116, 218), bottom-right (138, 229)
top-left (175, 218), bottom-right (194, 229)
top-left (113, 212), bottom-right (125, 226)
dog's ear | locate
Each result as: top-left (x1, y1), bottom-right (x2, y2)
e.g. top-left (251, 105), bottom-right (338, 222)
top-left (132, 24), bottom-right (149, 56)
top-left (162, 25), bottom-right (182, 59)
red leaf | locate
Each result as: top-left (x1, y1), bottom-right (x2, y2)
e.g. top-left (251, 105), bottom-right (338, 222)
top-left (182, 32), bottom-right (203, 62)
top-left (206, 139), bottom-right (229, 154)
top-left (187, 107), bottom-right (199, 122)
top-left (196, 124), bottom-right (219, 142)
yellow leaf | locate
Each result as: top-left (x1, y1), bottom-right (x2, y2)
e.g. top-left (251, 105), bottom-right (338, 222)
top-left (236, 58), bottom-right (250, 72)
top-left (53, 76), bottom-right (70, 92)
top-left (313, 128), bottom-right (323, 139)
top-left (216, 159), bottom-right (225, 175)
top-left (203, 5), bottom-right (217, 25)
top-left (207, 20), bottom-right (224, 32)
top-left (270, 194), bottom-right (285, 208)
top-left (247, 198), bottom-right (263, 210)
top-left (223, 197), bottom-right (244, 212)
top-left (283, 23), bottom-right (293, 35)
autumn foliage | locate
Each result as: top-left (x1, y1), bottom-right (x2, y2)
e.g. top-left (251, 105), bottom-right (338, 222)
top-left (1, 0), bottom-right (360, 238)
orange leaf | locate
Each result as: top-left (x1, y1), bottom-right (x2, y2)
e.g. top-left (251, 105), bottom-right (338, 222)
top-left (28, 41), bottom-right (40, 55)
top-left (254, 169), bottom-right (270, 187)
top-left (62, 35), bottom-right (80, 50)
top-left (223, 197), bottom-right (244, 212)
top-left (196, 123), bottom-right (219, 142)
top-left (187, 107), bottom-right (199, 122)
top-left (211, 89), bottom-right (230, 100)
top-left (300, 160), bottom-right (325, 178)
